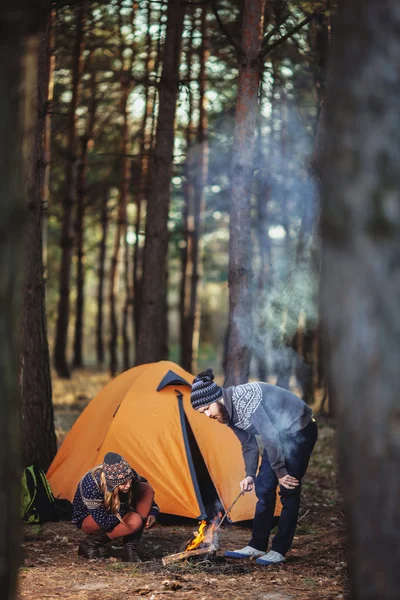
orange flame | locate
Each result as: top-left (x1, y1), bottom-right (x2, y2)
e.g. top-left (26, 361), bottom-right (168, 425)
top-left (185, 516), bottom-right (220, 552)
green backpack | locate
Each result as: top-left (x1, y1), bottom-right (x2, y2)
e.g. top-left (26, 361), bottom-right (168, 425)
top-left (21, 465), bottom-right (60, 524)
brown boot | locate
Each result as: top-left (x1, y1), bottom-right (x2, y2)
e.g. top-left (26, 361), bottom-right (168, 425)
top-left (122, 539), bottom-right (142, 563)
top-left (78, 532), bottom-right (110, 559)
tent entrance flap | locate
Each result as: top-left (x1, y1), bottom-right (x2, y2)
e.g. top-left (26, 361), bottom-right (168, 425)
top-left (176, 391), bottom-right (207, 520)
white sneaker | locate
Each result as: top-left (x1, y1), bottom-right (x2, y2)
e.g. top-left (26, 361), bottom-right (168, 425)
top-left (225, 545), bottom-right (265, 559)
top-left (256, 550), bottom-right (286, 565)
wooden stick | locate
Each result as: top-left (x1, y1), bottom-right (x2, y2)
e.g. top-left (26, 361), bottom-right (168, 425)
top-left (216, 491), bottom-right (244, 530)
top-left (297, 508), bottom-right (310, 523)
top-left (162, 544), bottom-right (216, 566)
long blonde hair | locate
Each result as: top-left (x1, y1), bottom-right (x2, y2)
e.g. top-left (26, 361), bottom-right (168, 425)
top-left (92, 466), bottom-right (134, 521)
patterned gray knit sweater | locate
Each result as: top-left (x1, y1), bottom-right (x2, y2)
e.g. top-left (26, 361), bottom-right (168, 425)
top-left (222, 382), bottom-right (312, 479)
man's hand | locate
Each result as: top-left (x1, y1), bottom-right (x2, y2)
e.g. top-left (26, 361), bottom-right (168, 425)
top-left (145, 515), bottom-right (156, 529)
top-left (240, 476), bottom-right (254, 492)
top-left (279, 474), bottom-right (300, 490)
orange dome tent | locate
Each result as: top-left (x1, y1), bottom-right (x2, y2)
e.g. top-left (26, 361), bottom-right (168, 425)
top-left (47, 361), bottom-right (281, 522)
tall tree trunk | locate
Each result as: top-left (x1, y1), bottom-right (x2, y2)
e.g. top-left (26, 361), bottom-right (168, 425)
top-left (133, 2), bottom-right (164, 350)
top-left (73, 55), bottom-right (97, 369)
top-left (133, 0), bottom-right (153, 351)
top-left (0, 1), bottom-right (47, 596)
top-left (136, 0), bottom-right (186, 365)
top-left (41, 6), bottom-right (55, 282)
top-left (110, 0), bottom-right (135, 376)
top-left (190, 6), bottom-right (209, 373)
top-left (21, 6), bottom-right (57, 472)
top-left (320, 1), bottom-right (400, 598)
top-left (224, 0), bottom-right (266, 386)
top-left (254, 68), bottom-right (272, 382)
top-left (96, 187), bottom-right (109, 366)
top-left (180, 9), bottom-right (195, 371)
top-left (53, 1), bottom-right (86, 378)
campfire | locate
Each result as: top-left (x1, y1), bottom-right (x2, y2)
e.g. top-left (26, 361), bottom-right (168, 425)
top-left (162, 492), bottom-right (244, 566)
top-left (161, 517), bottom-right (219, 566)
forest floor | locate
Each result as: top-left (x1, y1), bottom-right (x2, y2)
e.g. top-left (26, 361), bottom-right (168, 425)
top-left (18, 370), bottom-right (349, 600)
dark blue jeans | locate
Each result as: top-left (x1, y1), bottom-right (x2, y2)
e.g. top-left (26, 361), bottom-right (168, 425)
top-left (249, 419), bottom-right (318, 556)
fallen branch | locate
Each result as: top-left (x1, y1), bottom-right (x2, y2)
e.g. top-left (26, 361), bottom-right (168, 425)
top-left (297, 509), bottom-right (310, 523)
top-left (162, 544), bottom-right (216, 566)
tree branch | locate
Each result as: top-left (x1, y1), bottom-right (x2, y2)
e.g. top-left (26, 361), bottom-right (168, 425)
top-left (211, 2), bottom-right (242, 58)
top-left (262, 0), bottom-right (290, 48)
top-left (261, 11), bottom-right (319, 58)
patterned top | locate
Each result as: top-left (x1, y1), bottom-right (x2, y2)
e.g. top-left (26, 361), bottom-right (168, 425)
top-left (223, 381), bottom-right (313, 479)
top-left (232, 382), bottom-right (262, 430)
top-left (71, 468), bottom-right (159, 533)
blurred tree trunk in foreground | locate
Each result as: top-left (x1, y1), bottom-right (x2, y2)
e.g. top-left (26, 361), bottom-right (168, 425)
top-left (136, 0), bottom-right (186, 365)
top-left (225, 0), bottom-right (266, 385)
top-left (320, 1), bottom-right (400, 598)
top-left (21, 4), bottom-right (57, 472)
top-left (0, 0), bottom-right (49, 596)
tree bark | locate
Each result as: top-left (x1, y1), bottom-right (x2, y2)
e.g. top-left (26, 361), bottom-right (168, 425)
top-left (181, 6), bottom-right (209, 374)
top-left (180, 9), bottom-right (196, 371)
top-left (136, 0), bottom-right (186, 365)
top-left (53, 1), bottom-right (86, 378)
top-left (20, 5), bottom-right (57, 472)
top-left (109, 0), bottom-right (135, 376)
top-left (41, 6), bottom-right (55, 282)
top-left (0, 1), bottom-right (47, 597)
top-left (224, 0), bottom-right (266, 386)
top-left (253, 66), bottom-right (272, 383)
top-left (133, 0), bottom-right (153, 351)
top-left (320, 1), bottom-right (400, 598)
top-left (96, 187), bottom-right (109, 367)
top-left (73, 52), bottom-right (97, 369)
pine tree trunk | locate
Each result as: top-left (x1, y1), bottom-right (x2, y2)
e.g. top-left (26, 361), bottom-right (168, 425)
top-left (190, 6), bottom-right (208, 373)
top-left (41, 7), bottom-right (55, 282)
top-left (133, 0), bottom-right (153, 351)
top-left (136, 0), bottom-right (186, 365)
top-left (96, 188), bottom-right (108, 366)
top-left (20, 5), bottom-right (57, 472)
top-left (73, 56), bottom-right (97, 369)
top-left (224, 0), bottom-right (266, 386)
top-left (54, 1), bottom-right (86, 378)
top-left (0, 2), bottom-right (47, 596)
top-left (254, 71), bottom-right (272, 383)
top-left (320, 1), bottom-right (400, 597)
top-left (110, 2), bottom-right (135, 376)
top-left (180, 9), bottom-right (195, 371)
top-left (122, 232), bottom-right (131, 372)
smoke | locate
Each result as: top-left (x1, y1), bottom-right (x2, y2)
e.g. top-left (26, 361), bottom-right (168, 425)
top-left (250, 91), bottom-right (319, 386)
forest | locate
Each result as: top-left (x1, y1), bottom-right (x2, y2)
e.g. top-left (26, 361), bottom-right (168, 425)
top-left (1, 0), bottom-right (399, 599)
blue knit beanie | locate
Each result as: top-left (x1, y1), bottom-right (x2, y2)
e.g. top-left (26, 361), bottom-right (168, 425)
top-left (191, 369), bottom-right (222, 410)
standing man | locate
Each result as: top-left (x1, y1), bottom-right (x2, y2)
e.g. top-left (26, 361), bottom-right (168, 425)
top-left (190, 369), bottom-right (317, 565)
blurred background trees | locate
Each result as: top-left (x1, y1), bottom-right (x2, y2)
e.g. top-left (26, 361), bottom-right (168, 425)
top-left (44, 0), bottom-right (330, 398)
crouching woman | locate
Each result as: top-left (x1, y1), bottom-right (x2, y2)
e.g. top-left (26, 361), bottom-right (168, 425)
top-left (72, 452), bottom-right (159, 562)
